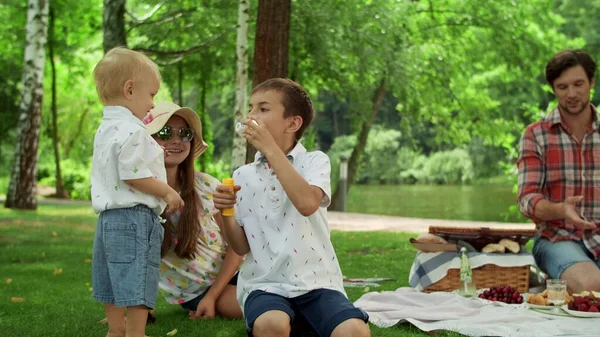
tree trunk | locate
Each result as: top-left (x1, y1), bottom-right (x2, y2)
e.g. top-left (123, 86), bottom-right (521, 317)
top-left (5, 0), bottom-right (50, 210)
top-left (48, 5), bottom-right (68, 199)
top-left (177, 61), bottom-right (183, 105)
top-left (329, 78), bottom-right (386, 211)
top-left (64, 108), bottom-right (90, 158)
top-left (231, 0), bottom-right (250, 172)
top-left (197, 75), bottom-right (213, 172)
top-left (245, 0), bottom-right (291, 163)
top-left (103, 0), bottom-right (127, 52)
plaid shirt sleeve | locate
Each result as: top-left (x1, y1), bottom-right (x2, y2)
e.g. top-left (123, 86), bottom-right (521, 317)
top-left (517, 126), bottom-right (545, 222)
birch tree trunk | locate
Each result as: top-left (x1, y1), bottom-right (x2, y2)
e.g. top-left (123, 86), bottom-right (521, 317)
top-left (245, 0), bottom-right (290, 163)
top-left (103, 0), bottom-right (127, 52)
top-left (5, 0), bottom-right (49, 210)
top-left (231, 0), bottom-right (250, 172)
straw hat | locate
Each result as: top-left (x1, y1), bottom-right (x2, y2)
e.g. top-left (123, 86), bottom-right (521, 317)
top-left (143, 102), bottom-right (208, 159)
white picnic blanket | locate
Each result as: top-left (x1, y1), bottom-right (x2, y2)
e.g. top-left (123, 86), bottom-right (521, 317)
top-left (354, 287), bottom-right (600, 337)
top-left (409, 251), bottom-right (536, 291)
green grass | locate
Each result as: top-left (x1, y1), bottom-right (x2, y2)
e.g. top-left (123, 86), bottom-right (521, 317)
top-left (0, 204), bottom-right (463, 337)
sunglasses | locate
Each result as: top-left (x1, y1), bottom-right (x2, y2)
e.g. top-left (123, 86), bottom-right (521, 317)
top-left (154, 126), bottom-right (194, 142)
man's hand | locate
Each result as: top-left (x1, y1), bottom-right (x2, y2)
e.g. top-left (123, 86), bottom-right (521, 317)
top-left (563, 196), bottom-right (596, 230)
top-left (242, 118), bottom-right (279, 158)
top-left (189, 296), bottom-right (216, 320)
top-left (213, 184), bottom-right (241, 211)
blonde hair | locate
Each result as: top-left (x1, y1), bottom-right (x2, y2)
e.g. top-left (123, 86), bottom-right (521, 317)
top-left (93, 47), bottom-right (161, 105)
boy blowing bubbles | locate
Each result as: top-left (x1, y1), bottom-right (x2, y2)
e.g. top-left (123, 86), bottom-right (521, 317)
top-left (91, 47), bottom-right (184, 337)
top-left (213, 78), bottom-right (371, 337)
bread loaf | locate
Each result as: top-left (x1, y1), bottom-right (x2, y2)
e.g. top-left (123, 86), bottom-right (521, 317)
top-left (481, 243), bottom-right (506, 253)
top-left (499, 238), bottom-right (520, 253)
top-left (415, 233), bottom-right (448, 244)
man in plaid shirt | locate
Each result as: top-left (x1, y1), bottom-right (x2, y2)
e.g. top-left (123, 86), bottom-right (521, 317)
top-left (518, 49), bottom-right (600, 294)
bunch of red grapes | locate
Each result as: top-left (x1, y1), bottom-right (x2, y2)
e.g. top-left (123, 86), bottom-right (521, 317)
top-left (478, 285), bottom-right (523, 304)
top-left (568, 295), bottom-right (599, 312)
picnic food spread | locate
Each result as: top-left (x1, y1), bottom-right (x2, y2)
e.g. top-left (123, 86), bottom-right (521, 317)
top-left (527, 289), bottom-right (573, 306)
top-left (410, 224), bottom-right (536, 253)
top-left (477, 285), bottom-right (524, 304)
top-left (412, 233), bottom-right (523, 254)
top-left (568, 291), bottom-right (600, 312)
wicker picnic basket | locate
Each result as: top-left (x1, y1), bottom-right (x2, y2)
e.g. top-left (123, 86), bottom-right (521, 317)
top-left (423, 224), bottom-right (536, 294)
top-left (424, 264), bottom-right (530, 293)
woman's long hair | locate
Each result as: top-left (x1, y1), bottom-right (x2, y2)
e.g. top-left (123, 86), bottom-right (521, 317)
top-left (160, 138), bottom-right (203, 260)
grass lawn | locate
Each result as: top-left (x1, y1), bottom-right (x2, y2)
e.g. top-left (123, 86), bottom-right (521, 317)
top-left (0, 204), bottom-right (463, 337)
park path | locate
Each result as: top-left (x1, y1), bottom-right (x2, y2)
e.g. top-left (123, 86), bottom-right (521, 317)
top-left (327, 211), bottom-right (532, 233)
top-left (4, 198), bottom-right (532, 233)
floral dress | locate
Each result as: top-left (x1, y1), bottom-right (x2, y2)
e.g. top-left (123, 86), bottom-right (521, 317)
top-left (158, 172), bottom-right (227, 304)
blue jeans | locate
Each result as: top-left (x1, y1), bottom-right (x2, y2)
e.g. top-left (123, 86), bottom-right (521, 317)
top-left (244, 289), bottom-right (369, 337)
top-left (92, 205), bottom-right (164, 308)
top-left (532, 236), bottom-right (600, 279)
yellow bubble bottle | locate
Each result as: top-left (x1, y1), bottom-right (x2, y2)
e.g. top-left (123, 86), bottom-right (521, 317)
top-left (221, 178), bottom-right (235, 216)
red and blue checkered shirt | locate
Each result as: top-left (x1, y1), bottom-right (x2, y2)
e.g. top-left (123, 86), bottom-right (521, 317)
top-left (517, 105), bottom-right (600, 259)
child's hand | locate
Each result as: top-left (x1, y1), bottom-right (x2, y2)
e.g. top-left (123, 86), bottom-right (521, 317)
top-left (242, 118), bottom-right (277, 156)
top-left (164, 189), bottom-right (184, 213)
top-left (161, 145), bottom-right (171, 158)
top-left (213, 184), bottom-right (241, 211)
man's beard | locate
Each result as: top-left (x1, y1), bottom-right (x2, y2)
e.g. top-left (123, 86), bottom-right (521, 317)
top-left (559, 99), bottom-right (590, 115)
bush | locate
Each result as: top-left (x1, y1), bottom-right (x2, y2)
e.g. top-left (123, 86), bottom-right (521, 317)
top-left (198, 157), bottom-right (231, 182)
top-left (326, 126), bottom-right (477, 186)
top-left (422, 149), bottom-right (474, 184)
top-left (39, 159), bottom-right (91, 200)
top-left (361, 127), bottom-right (403, 184)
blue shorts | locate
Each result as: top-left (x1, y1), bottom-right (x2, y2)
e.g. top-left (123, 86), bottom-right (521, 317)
top-left (92, 205), bottom-right (164, 309)
top-left (244, 289), bottom-right (369, 337)
top-left (532, 236), bottom-right (600, 279)
top-left (180, 273), bottom-right (239, 311)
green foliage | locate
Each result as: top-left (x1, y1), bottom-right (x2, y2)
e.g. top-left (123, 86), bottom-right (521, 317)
top-left (422, 149), bottom-right (474, 185)
top-left (195, 157), bottom-right (231, 182)
top-left (2, 0), bottom-right (597, 206)
top-left (300, 126), bottom-right (318, 151)
top-left (361, 127), bottom-right (403, 184)
top-left (327, 127), bottom-right (475, 186)
top-left (38, 159), bottom-right (91, 200)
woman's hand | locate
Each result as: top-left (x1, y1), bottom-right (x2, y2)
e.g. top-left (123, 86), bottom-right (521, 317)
top-left (189, 295), bottom-right (217, 320)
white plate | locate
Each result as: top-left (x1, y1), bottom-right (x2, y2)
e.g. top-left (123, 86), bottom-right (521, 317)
top-left (474, 289), bottom-right (527, 307)
top-left (561, 304), bottom-right (600, 318)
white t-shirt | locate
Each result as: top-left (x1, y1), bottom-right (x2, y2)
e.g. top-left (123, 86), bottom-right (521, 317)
top-left (91, 106), bottom-right (167, 215)
top-left (233, 142), bottom-right (346, 309)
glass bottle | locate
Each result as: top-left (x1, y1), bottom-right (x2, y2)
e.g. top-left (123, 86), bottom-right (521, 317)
top-left (458, 247), bottom-right (477, 297)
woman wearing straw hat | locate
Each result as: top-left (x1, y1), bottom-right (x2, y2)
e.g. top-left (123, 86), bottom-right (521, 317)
top-left (144, 102), bottom-right (243, 320)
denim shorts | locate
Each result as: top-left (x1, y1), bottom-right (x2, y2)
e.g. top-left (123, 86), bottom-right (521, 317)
top-left (180, 273), bottom-right (239, 311)
top-left (244, 289), bottom-right (369, 337)
top-left (532, 236), bottom-right (600, 279)
top-left (92, 205), bottom-right (164, 309)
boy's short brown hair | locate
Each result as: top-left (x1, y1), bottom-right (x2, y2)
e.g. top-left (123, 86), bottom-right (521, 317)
top-left (545, 49), bottom-right (596, 88)
top-left (93, 47), bottom-right (161, 105)
top-left (251, 78), bottom-right (314, 140)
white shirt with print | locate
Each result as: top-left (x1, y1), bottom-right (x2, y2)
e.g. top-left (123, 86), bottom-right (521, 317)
top-left (91, 106), bottom-right (167, 215)
top-left (233, 142), bottom-right (346, 310)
